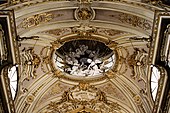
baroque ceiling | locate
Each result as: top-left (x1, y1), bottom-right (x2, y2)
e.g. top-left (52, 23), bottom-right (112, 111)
top-left (0, 0), bottom-right (167, 113)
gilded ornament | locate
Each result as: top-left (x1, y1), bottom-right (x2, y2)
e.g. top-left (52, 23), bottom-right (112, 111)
top-left (26, 95), bottom-right (34, 104)
top-left (42, 56), bottom-right (50, 64)
top-left (71, 25), bottom-right (97, 36)
top-left (20, 47), bottom-right (41, 80)
top-left (32, 54), bottom-right (41, 69)
top-left (47, 35), bottom-right (120, 83)
top-left (142, 0), bottom-right (160, 5)
top-left (110, 13), bottom-right (151, 30)
top-left (22, 13), bottom-right (52, 28)
top-left (79, 83), bottom-right (89, 90)
top-left (53, 69), bottom-right (63, 77)
top-left (105, 70), bottom-right (116, 78)
top-left (99, 29), bottom-right (125, 36)
top-left (75, 6), bottom-right (95, 21)
top-left (51, 40), bottom-right (62, 49)
top-left (127, 48), bottom-right (147, 80)
top-left (129, 36), bottom-right (151, 42)
top-left (77, 0), bottom-right (93, 3)
top-left (17, 35), bottom-right (39, 41)
top-left (46, 85), bottom-right (121, 113)
top-left (44, 28), bottom-right (70, 36)
top-left (32, 84), bottom-right (44, 96)
top-left (19, 13), bottom-right (59, 28)
top-left (133, 95), bottom-right (142, 105)
top-left (10, 0), bottom-right (22, 5)
top-left (106, 40), bottom-right (118, 49)
top-left (77, 8), bottom-right (93, 20)
top-left (50, 83), bottom-right (62, 94)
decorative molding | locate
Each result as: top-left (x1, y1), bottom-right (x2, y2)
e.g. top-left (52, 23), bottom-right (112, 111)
top-left (45, 85), bottom-right (121, 113)
top-left (77, 0), bottom-right (93, 4)
top-left (125, 85), bottom-right (147, 113)
top-left (149, 11), bottom-right (170, 65)
top-left (0, 10), bottom-right (20, 67)
top-left (127, 48), bottom-right (148, 80)
top-left (47, 36), bottom-right (120, 83)
top-left (2, 0), bottom-right (157, 12)
top-left (43, 28), bottom-right (70, 36)
top-left (163, 91), bottom-right (170, 113)
top-left (0, 67), bottom-right (16, 113)
top-left (133, 95), bottom-right (142, 105)
top-left (41, 27), bottom-right (127, 38)
top-left (26, 95), bottom-right (35, 104)
top-left (21, 47), bottom-right (41, 80)
top-left (0, 10), bottom-right (20, 113)
top-left (74, 7), bottom-right (95, 21)
top-left (98, 29), bottom-right (125, 36)
top-left (71, 25), bottom-right (97, 36)
top-left (110, 13), bottom-right (152, 30)
top-left (18, 13), bottom-right (63, 29)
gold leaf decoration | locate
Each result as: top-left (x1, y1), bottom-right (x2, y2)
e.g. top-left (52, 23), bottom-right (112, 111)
top-left (19, 13), bottom-right (63, 29)
top-left (45, 85), bottom-right (122, 113)
top-left (110, 13), bottom-right (151, 30)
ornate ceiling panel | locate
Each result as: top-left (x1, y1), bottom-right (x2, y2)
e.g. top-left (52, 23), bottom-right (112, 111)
top-left (0, 0), bottom-right (165, 113)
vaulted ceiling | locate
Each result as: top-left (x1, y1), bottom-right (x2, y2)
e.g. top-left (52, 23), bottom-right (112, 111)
top-left (0, 0), bottom-right (166, 113)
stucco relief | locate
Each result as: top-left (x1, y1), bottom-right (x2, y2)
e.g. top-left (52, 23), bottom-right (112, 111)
top-left (20, 47), bottom-right (41, 81)
top-left (37, 84), bottom-right (127, 113)
top-left (11, 1), bottom-right (157, 112)
top-left (34, 82), bottom-right (72, 110)
top-left (40, 27), bottom-right (128, 38)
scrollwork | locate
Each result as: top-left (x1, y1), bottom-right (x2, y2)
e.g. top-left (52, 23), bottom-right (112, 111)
top-left (74, 1), bottom-right (95, 21)
top-left (75, 8), bottom-right (93, 20)
top-left (99, 29), bottom-right (125, 36)
top-left (45, 85), bottom-right (121, 113)
top-left (127, 48), bottom-right (147, 80)
top-left (43, 28), bottom-right (70, 36)
top-left (19, 13), bottom-right (63, 29)
top-left (21, 47), bottom-right (41, 80)
top-left (71, 25), bottom-right (97, 36)
top-left (110, 13), bottom-right (152, 30)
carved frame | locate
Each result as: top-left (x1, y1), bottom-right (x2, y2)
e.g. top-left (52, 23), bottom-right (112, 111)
top-left (49, 35), bottom-right (119, 83)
